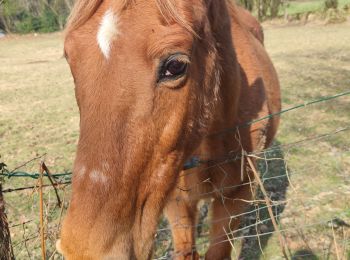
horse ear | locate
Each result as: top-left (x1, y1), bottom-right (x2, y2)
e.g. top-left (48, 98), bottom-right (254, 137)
top-left (205, 0), bottom-right (232, 35)
top-left (205, 0), bottom-right (230, 33)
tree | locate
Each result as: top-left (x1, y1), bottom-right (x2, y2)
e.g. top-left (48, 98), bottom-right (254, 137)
top-left (0, 0), bottom-right (74, 33)
top-left (237, 0), bottom-right (283, 21)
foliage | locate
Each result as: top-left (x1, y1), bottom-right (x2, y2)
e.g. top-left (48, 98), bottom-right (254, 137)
top-left (0, 0), bottom-right (73, 33)
top-left (237, 0), bottom-right (283, 20)
top-left (1, 0), bottom-right (349, 32)
top-left (237, 0), bottom-right (350, 21)
top-left (324, 0), bottom-right (339, 10)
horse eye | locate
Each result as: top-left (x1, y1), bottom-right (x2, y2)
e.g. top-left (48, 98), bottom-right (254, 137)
top-left (158, 54), bottom-right (189, 82)
top-left (165, 60), bottom-right (187, 76)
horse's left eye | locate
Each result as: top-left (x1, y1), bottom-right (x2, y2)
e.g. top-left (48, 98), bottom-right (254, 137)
top-left (158, 54), bottom-right (189, 82)
top-left (165, 60), bottom-right (187, 77)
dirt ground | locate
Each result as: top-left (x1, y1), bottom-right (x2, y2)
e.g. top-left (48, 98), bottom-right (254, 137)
top-left (0, 22), bottom-right (349, 259)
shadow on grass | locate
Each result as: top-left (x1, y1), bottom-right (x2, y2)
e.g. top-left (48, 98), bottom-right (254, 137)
top-left (291, 249), bottom-right (318, 260)
top-left (154, 140), bottom-right (297, 259)
top-left (239, 140), bottom-right (291, 259)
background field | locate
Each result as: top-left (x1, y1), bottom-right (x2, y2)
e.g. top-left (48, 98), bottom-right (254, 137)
top-left (1, 22), bottom-right (350, 259)
top-left (283, 0), bottom-right (350, 15)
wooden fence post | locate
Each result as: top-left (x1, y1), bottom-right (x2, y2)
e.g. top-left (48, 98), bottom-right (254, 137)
top-left (0, 183), bottom-right (15, 260)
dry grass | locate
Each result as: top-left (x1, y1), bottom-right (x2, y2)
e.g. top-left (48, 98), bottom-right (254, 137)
top-left (0, 33), bottom-right (78, 173)
top-left (0, 23), bottom-right (350, 259)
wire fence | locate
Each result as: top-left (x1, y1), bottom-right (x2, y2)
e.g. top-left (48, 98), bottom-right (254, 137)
top-left (1, 90), bottom-right (350, 259)
top-left (2, 89), bottom-right (350, 180)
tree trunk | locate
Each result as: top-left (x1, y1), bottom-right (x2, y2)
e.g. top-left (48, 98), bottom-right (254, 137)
top-left (0, 7), bottom-right (11, 33)
top-left (0, 184), bottom-right (14, 260)
top-left (271, 0), bottom-right (281, 18)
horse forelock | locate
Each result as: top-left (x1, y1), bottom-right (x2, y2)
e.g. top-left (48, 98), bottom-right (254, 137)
top-left (65, 0), bottom-right (196, 36)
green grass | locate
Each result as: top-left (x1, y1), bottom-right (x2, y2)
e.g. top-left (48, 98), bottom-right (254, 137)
top-left (282, 0), bottom-right (350, 15)
top-left (284, 1), bottom-right (325, 15)
top-left (259, 24), bottom-right (350, 260)
top-left (1, 24), bottom-right (350, 259)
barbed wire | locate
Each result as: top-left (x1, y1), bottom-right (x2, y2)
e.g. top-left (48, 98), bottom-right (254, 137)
top-left (156, 182), bottom-right (349, 238)
top-left (212, 90), bottom-right (350, 136)
top-left (1, 124), bottom-right (348, 191)
top-left (1, 89), bottom-right (349, 183)
top-left (1, 89), bottom-right (349, 259)
top-left (154, 210), bottom-right (350, 260)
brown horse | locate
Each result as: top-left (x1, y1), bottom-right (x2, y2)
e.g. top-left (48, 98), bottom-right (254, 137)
top-left (57, 0), bottom-right (280, 259)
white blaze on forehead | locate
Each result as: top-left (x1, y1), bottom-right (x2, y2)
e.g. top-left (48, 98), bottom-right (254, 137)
top-left (97, 9), bottom-right (119, 58)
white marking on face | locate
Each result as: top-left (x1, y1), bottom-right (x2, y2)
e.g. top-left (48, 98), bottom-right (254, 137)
top-left (90, 169), bottom-right (108, 183)
top-left (97, 9), bottom-right (119, 59)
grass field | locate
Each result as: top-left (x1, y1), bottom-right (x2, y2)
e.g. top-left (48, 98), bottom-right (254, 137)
top-left (283, 0), bottom-right (350, 15)
top-left (1, 22), bottom-right (350, 259)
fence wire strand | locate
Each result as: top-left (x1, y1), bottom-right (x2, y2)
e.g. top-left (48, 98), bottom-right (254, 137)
top-left (1, 89), bottom-right (350, 259)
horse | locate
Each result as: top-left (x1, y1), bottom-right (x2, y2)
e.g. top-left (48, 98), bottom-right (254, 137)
top-left (57, 0), bottom-right (281, 259)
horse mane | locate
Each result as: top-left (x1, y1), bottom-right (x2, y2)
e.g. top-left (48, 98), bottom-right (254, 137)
top-left (65, 0), bottom-right (194, 35)
top-left (65, 0), bottom-right (104, 34)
